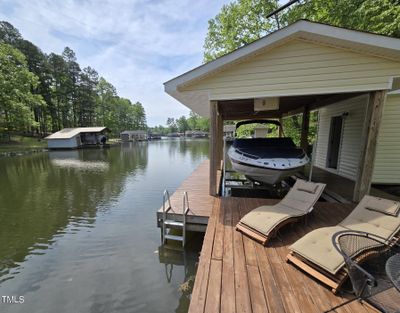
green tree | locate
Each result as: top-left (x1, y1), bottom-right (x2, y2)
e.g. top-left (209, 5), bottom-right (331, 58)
top-left (187, 111), bottom-right (209, 132)
top-left (0, 21), bottom-right (147, 138)
top-left (15, 39), bottom-right (50, 135)
top-left (131, 102), bottom-right (147, 130)
top-left (77, 66), bottom-right (99, 126)
top-left (48, 53), bottom-right (69, 130)
top-left (204, 0), bottom-right (278, 62)
top-left (176, 116), bottom-right (189, 133)
top-left (0, 44), bottom-right (43, 139)
top-left (0, 22), bottom-right (51, 135)
top-left (166, 117), bottom-right (178, 133)
top-left (96, 77), bottom-right (117, 127)
top-left (0, 21), bottom-right (22, 45)
top-left (62, 47), bottom-right (81, 127)
top-left (204, 0), bottom-right (400, 62)
top-left (283, 0), bottom-right (400, 38)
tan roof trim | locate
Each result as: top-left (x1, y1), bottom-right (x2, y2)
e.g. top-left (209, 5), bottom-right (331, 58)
top-left (164, 20), bottom-right (400, 94)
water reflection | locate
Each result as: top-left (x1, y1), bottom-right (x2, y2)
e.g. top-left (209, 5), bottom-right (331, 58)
top-left (0, 139), bottom-right (209, 313)
top-left (157, 233), bottom-right (204, 313)
top-left (0, 145), bottom-right (149, 282)
top-left (49, 150), bottom-right (110, 171)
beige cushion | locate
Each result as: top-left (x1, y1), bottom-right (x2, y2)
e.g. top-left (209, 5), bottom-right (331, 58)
top-left (362, 195), bottom-right (400, 217)
top-left (239, 179), bottom-right (326, 234)
top-left (240, 204), bottom-right (301, 236)
top-left (340, 198), bottom-right (400, 239)
top-left (290, 226), bottom-right (348, 274)
top-left (290, 195), bottom-right (400, 275)
top-left (282, 180), bottom-right (326, 213)
top-left (296, 179), bottom-right (319, 194)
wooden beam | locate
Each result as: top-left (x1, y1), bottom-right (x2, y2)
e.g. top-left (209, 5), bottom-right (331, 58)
top-left (209, 100), bottom-right (218, 196)
top-left (281, 92), bottom-right (364, 118)
top-left (300, 106), bottom-right (310, 151)
top-left (353, 90), bottom-right (387, 202)
top-left (221, 110), bottom-right (281, 120)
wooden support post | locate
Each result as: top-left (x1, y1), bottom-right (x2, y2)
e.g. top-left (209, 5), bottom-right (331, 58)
top-left (216, 112), bottom-right (223, 169)
top-left (300, 106), bottom-right (310, 151)
top-left (279, 117), bottom-right (283, 137)
top-left (209, 101), bottom-right (219, 196)
top-left (353, 90), bottom-right (386, 202)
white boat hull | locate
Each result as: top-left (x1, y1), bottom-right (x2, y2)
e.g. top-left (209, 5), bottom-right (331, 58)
top-left (228, 146), bottom-right (308, 185)
top-left (230, 160), bottom-right (305, 185)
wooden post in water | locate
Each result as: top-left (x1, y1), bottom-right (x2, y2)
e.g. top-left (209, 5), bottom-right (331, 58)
top-left (353, 90), bottom-right (386, 202)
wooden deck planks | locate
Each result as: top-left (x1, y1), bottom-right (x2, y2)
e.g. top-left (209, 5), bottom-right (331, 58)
top-left (189, 198), bottom-right (219, 313)
top-left (189, 197), bottom-right (380, 313)
top-left (246, 265), bottom-right (268, 313)
top-left (204, 259), bottom-right (222, 313)
top-left (221, 199), bottom-right (235, 313)
top-left (231, 199), bottom-right (252, 313)
top-left (158, 160), bottom-right (218, 220)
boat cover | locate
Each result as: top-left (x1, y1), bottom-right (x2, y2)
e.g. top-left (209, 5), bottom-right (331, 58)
top-left (232, 138), bottom-right (305, 159)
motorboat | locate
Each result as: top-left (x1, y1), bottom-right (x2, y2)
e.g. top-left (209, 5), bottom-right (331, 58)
top-left (227, 120), bottom-right (309, 185)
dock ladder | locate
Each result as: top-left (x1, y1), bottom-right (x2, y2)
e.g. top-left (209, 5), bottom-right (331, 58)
top-left (161, 190), bottom-right (189, 247)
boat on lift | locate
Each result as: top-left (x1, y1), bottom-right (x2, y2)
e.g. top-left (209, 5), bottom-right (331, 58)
top-left (227, 120), bottom-right (309, 185)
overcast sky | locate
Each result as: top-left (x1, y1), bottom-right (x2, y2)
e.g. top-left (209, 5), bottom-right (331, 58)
top-left (0, 0), bottom-right (236, 126)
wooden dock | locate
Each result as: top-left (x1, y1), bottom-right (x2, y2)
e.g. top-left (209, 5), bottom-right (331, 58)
top-left (157, 160), bottom-right (393, 312)
top-left (157, 160), bottom-right (218, 232)
top-left (189, 198), bottom-right (379, 313)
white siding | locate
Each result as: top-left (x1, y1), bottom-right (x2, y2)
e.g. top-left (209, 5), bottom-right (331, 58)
top-left (373, 94), bottom-right (400, 184)
top-left (47, 137), bottom-right (79, 149)
top-left (315, 95), bottom-right (368, 180)
top-left (181, 40), bottom-right (400, 100)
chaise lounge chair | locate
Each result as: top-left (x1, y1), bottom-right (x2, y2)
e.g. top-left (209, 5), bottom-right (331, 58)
top-left (287, 195), bottom-right (400, 293)
top-left (236, 179), bottom-right (326, 245)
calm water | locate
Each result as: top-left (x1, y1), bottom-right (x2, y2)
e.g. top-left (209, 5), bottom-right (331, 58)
top-left (0, 139), bottom-right (209, 313)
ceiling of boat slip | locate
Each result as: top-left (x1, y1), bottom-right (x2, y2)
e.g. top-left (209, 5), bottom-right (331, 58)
top-left (232, 138), bottom-right (306, 159)
top-left (217, 92), bottom-right (363, 120)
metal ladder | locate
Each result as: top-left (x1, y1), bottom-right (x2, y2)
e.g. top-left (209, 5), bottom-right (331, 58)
top-left (161, 190), bottom-right (189, 247)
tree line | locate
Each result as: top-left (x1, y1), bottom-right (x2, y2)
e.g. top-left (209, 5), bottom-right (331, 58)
top-left (150, 111), bottom-right (209, 135)
top-left (0, 21), bottom-right (147, 140)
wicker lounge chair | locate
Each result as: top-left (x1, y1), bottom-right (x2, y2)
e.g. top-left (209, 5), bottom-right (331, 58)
top-left (287, 195), bottom-right (400, 293)
top-left (236, 179), bottom-right (326, 245)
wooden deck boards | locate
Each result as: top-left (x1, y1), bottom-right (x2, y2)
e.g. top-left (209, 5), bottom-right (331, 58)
top-left (189, 197), bottom-right (378, 313)
top-left (157, 160), bottom-right (219, 229)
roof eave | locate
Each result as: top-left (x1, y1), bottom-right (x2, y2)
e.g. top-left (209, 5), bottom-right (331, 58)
top-left (164, 20), bottom-right (400, 93)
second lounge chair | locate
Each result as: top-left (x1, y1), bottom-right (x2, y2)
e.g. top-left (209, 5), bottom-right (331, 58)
top-left (287, 195), bottom-right (400, 293)
top-left (236, 179), bottom-right (326, 245)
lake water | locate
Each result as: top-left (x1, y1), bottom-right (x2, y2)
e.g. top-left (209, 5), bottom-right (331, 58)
top-left (0, 139), bottom-right (209, 313)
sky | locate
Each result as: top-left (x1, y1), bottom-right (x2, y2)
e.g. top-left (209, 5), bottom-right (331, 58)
top-left (0, 0), bottom-right (233, 126)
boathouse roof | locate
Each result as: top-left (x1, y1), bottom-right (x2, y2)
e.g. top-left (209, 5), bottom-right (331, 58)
top-left (164, 20), bottom-right (400, 117)
top-left (45, 127), bottom-right (108, 140)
